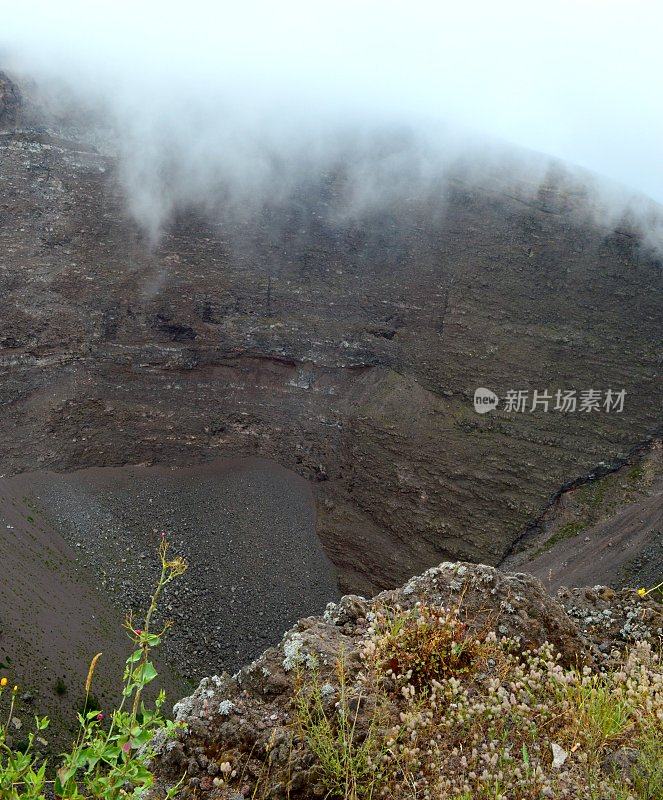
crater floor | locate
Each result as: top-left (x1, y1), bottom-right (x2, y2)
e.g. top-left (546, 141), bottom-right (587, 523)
top-left (2, 458), bottom-right (340, 729)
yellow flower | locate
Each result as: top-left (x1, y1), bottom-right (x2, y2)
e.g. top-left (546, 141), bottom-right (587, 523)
top-left (0, 677), bottom-right (7, 687)
top-left (637, 580), bottom-right (663, 597)
top-left (12, 685), bottom-right (18, 692)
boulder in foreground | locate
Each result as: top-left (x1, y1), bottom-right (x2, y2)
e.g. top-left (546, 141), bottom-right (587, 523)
top-left (150, 562), bottom-right (662, 799)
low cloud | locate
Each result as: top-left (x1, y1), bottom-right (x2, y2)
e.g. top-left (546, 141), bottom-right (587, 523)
top-left (1, 0), bottom-right (662, 242)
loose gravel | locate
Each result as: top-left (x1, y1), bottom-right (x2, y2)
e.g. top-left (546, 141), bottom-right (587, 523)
top-left (7, 458), bottom-right (340, 694)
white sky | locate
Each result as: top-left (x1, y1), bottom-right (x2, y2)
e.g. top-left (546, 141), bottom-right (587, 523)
top-left (1, 0), bottom-right (661, 206)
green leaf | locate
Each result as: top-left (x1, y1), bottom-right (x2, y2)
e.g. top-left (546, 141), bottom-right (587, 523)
top-left (100, 745), bottom-right (121, 762)
top-left (55, 765), bottom-right (76, 794)
top-left (131, 729), bottom-right (152, 747)
top-left (522, 743), bottom-right (530, 768)
top-left (127, 649), bottom-right (143, 664)
top-left (135, 662), bottom-right (158, 684)
top-left (132, 764), bottom-right (154, 784)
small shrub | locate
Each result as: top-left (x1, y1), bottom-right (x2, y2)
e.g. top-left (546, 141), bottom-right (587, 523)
top-left (294, 653), bottom-right (396, 800)
top-left (370, 603), bottom-right (484, 689)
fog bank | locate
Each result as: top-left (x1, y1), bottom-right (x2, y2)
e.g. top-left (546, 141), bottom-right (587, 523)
top-left (1, 1), bottom-right (662, 241)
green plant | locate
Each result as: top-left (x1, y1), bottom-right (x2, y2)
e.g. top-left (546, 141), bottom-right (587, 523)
top-left (294, 654), bottom-right (396, 800)
top-left (286, 607), bottom-right (662, 800)
top-left (0, 535), bottom-right (187, 799)
top-left (629, 722), bottom-right (663, 799)
top-left (0, 688), bottom-right (50, 800)
top-left (557, 672), bottom-right (634, 751)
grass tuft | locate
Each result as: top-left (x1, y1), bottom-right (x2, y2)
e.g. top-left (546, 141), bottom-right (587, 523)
top-left (290, 604), bottom-right (662, 800)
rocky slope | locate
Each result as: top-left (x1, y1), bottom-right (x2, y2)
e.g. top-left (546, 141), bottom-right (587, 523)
top-left (0, 476), bottom-right (135, 747)
top-left (510, 438), bottom-right (662, 589)
top-left (148, 561), bottom-right (662, 799)
top-left (1, 70), bottom-right (661, 596)
top-left (0, 456), bottom-right (340, 753)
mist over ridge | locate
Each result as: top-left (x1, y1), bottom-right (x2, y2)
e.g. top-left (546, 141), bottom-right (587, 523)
top-left (1, 0), bottom-right (662, 245)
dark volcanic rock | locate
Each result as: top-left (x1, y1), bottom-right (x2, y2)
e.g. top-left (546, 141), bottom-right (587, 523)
top-left (0, 72), bottom-right (21, 127)
top-left (0, 73), bottom-right (661, 594)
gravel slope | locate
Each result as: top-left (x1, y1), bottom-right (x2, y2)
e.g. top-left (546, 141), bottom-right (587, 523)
top-left (5, 458), bottom-right (340, 695)
top-left (0, 477), bottom-right (139, 750)
top-left (522, 485), bottom-right (662, 591)
top-left (505, 442), bottom-right (662, 591)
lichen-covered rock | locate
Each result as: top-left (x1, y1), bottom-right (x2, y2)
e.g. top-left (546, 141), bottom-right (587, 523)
top-left (557, 584), bottom-right (663, 656)
top-left (148, 562), bottom-right (661, 799)
top-left (375, 562), bottom-right (581, 662)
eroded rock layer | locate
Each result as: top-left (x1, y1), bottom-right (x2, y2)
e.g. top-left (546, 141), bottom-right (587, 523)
top-left (1, 71), bottom-right (661, 592)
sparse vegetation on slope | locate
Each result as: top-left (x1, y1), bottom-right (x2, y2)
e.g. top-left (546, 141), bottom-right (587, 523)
top-left (508, 441), bottom-right (662, 591)
top-left (0, 538), bottom-right (186, 799)
top-left (287, 608), bottom-right (663, 800)
top-left (148, 562), bottom-right (662, 800)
